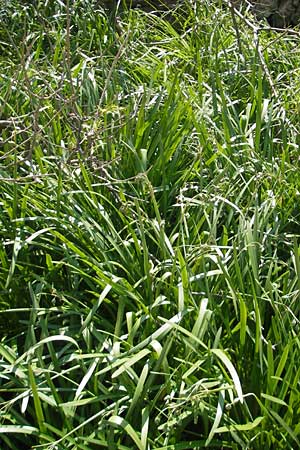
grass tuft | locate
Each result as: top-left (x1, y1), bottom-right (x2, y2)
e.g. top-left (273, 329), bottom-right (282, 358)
top-left (0, 1), bottom-right (299, 448)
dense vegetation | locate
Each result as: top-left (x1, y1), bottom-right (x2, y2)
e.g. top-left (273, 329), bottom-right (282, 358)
top-left (0, 1), bottom-right (300, 448)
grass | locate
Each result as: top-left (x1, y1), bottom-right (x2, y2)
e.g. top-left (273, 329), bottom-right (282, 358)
top-left (0, 0), bottom-right (300, 448)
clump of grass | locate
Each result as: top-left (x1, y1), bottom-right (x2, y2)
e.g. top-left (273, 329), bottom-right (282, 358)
top-left (0, 1), bottom-right (299, 449)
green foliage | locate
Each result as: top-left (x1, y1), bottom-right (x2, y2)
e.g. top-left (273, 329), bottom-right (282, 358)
top-left (0, 1), bottom-right (299, 448)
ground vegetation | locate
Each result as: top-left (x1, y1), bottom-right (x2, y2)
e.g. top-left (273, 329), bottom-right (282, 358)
top-left (0, 1), bottom-right (299, 449)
